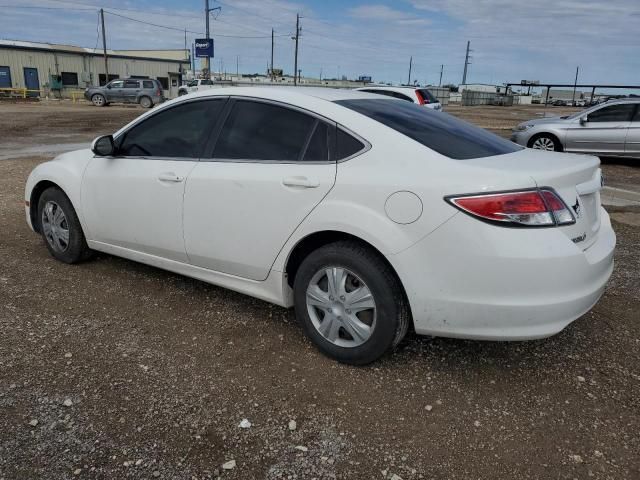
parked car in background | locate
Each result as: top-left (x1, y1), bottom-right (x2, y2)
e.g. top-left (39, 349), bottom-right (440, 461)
top-left (178, 78), bottom-right (215, 96)
top-left (512, 99), bottom-right (640, 158)
top-left (356, 86), bottom-right (442, 110)
top-left (26, 87), bottom-right (614, 364)
top-left (84, 78), bottom-right (164, 108)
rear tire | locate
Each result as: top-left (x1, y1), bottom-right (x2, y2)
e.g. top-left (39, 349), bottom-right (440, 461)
top-left (139, 96), bottom-right (153, 108)
top-left (37, 187), bottom-right (92, 264)
top-left (293, 241), bottom-right (410, 365)
top-left (91, 94), bottom-right (106, 107)
top-left (529, 133), bottom-right (562, 152)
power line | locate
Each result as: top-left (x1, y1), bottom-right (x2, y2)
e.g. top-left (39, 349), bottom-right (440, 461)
top-left (103, 11), bottom-right (286, 38)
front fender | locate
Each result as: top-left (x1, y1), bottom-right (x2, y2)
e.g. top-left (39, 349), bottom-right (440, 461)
top-left (25, 150), bottom-right (92, 233)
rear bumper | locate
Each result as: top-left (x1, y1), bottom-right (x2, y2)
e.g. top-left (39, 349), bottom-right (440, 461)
top-left (388, 208), bottom-right (615, 340)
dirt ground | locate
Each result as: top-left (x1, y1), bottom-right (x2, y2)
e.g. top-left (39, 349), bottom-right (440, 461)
top-left (1, 101), bottom-right (639, 480)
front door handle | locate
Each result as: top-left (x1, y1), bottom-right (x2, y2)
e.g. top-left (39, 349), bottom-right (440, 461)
top-left (282, 176), bottom-right (320, 188)
top-left (158, 172), bottom-right (184, 183)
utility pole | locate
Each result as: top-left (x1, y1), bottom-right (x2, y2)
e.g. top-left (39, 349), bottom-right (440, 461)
top-left (462, 40), bottom-right (471, 85)
top-left (439, 64), bottom-right (444, 86)
top-left (571, 66), bottom-right (579, 106)
top-left (100, 8), bottom-right (109, 84)
top-left (407, 56), bottom-right (412, 85)
top-left (293, 13), bottom-right (300, 86)
top-left (204, 0), bottom-right (210, 77)
top-left (204, 1), bottom-right (221, 79)
top-left (236, 55), bottom-right (239, 77)
top-left (270, 28), bottom-right (274, 80)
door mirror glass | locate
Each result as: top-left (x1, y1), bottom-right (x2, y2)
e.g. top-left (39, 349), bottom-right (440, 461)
top-left (91, 135), bottom-right (116, 156)
top-left (580, 115), bottom-right (588, 124)
top-left (106, 84), bottom-right (112, 89)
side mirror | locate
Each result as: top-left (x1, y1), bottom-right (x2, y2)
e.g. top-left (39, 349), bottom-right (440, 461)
top-left (91, 135), bottom-right (116, 156)
top-left (580, 115), bottom-right (588, 125)
top-left (107, 84), bottom-right (112, 89)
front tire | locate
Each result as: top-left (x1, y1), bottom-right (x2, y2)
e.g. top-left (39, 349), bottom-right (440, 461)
top-left (293, 241), bottom-right (410, 365)
top-left (529, 133), bottom-right (562, 152)
top-left (91, 94), bottom-right (106, 107)
top-left (37, 187), bottom-right (92, 264)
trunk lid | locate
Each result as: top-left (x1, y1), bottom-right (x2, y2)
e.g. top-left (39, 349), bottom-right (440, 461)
top-left (469, 149), bottom-right (603, 249)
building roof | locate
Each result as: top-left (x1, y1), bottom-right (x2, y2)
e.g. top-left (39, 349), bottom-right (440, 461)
top-left (0, 39), bottom-right (189, 63)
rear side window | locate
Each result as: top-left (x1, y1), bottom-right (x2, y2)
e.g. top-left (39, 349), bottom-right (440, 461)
top-left (142, 80), bottom-right (154, 89)
top-left (213, 100), bottom-right (316, 161)
top-left (335, 98), bottom-right (521, 160)
top-left (303, 121), bottom-right (331, 161)
top-left (124, 80), bottom-right (139, 89)
top-left (336, 129), bottom-right (365, 160)
top-left (118, 99), bottom-right (225, 158)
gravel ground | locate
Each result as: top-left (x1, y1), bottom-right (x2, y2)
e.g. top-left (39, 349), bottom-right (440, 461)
top-left (1, 101), bottom-right (639, 479)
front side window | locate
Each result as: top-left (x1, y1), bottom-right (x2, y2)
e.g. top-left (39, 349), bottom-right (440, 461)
top-left (633, 105), bottom-right (640, 122)
top-left (118, 99), bottom-right (225, 158)
top-left (335, 98), bottom-right (521, 160)
top-left (213, 100), bottom-right (316, 161)
top-left (588, 104), bottom-right (636, 122)
top-left (109, 80), bottom-right (124, 89)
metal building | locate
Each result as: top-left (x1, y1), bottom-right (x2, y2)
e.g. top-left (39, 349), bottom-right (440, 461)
top-left (0, 40), bottom-right (190, 99)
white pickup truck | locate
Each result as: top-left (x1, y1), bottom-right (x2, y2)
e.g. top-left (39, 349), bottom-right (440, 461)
top-left (178, 79), bottom-right (215, 96)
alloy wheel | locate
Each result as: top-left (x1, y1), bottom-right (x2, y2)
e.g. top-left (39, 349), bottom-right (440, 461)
top-left (92, 95), bottom-right (104, 106)
top-left (41, 201), bottom-right (69, 253)
top-left (531, 137), bottom-right (555, 151)
top-left (306, 267), bottom-right (376, 348)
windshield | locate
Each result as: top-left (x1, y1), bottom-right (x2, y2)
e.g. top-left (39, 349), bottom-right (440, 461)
top-left (335, 98), bottom-right (522, 160)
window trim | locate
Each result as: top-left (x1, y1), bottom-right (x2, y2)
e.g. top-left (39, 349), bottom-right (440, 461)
top-left (111, 97), bottom-right (228, 161)
top-left (202, 96), bottom-right (341, 165)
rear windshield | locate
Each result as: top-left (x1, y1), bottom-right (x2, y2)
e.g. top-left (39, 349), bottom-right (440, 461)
top-left (418, 89), bottom-right (437, 103)
top-left (335, 98), bottom-right (522, 160)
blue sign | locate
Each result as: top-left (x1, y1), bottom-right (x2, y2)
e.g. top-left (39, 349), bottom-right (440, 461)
top-left (195, 38), bottom-right (214, 58)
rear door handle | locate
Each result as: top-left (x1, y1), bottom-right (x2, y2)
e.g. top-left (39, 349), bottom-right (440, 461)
top-left (282, 176), bottom-right (320, 188)
top-left (158, 172), bottom-right (184, 183)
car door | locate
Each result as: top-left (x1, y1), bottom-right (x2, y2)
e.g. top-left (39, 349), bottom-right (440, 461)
top-left (81, 98), bottom-right (226, 262)
top-left (123, 79), bottom-right (141, 103)
top-left (183, 98), bottom-right (337, 281)
top-left (624, 104), bottom-right (640, 158)
top-left (564, 103), bottom-right (635, 155)
top-left (105, 80), bottom-right (125, 102)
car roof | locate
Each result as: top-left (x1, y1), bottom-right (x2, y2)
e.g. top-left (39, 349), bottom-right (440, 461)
top-left (357, 85), bottom-right (425, 92)
top-left (186, 86), bottom-right (383, 103)
top-left (600, 98), bottom-right (640, 105)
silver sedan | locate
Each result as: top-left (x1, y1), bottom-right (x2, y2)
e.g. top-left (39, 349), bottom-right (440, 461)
top-left (511, 99), bottom-right (640, 158)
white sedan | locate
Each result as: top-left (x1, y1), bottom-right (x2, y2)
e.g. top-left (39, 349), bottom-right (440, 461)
top-left (25, 87), bottom-right (615, 365)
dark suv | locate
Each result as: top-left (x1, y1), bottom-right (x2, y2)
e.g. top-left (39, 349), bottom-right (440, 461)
top-left (84, 78), bottom-right (165, 108)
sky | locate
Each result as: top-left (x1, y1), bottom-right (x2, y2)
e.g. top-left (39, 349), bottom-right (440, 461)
top-left (1, 0), bottom-right (639, 88)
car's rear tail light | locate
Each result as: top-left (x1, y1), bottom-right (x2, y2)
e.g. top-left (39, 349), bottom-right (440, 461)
top-left (446, 189), bottom-right (575, 227)
top-left (415, 90), bottom-right (430, 105)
